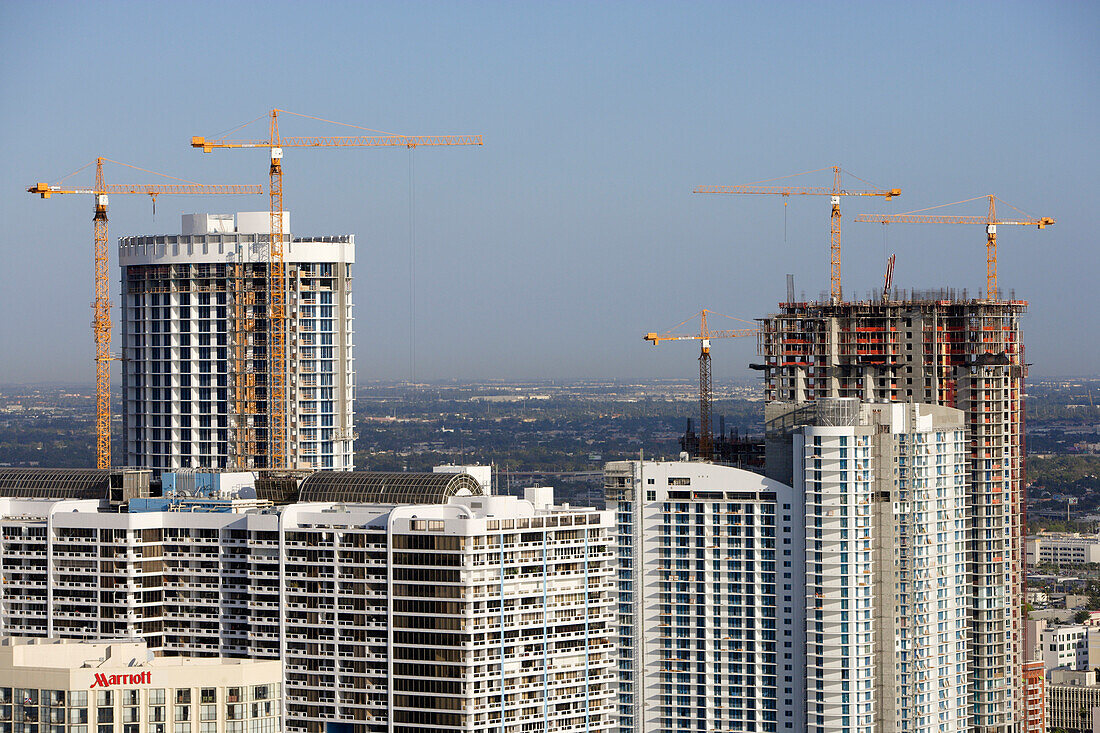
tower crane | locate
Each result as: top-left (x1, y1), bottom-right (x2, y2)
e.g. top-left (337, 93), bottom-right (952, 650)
top-left (854, 194), bottom-right (1054, 299)
top-left (645, 310), bottom-right (758, 459)
top-left (695, 166), bottom-right (900, 303)
top-left (27, 157), bottom-right (262, 468)
top-left (192, 109), bottom-right (482, 469)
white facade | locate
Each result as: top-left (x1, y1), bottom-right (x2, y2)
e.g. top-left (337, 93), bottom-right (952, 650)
top-left (795, 421), bottom-right (877, 733)
top-left (118, 213), bottom-right (355, 473)
top-left (0, 637), bottom-right (281, 733)
top-left (0, 491), bottom-right (614, 733)
top-left (1043, 625), bottom-right (1091, 673)
top-left (432, 464), bottom-right (493, 495)
top-left (604, 459), bottom-right (803, 733)
top-left (769, 399), bottom-right (970, 733)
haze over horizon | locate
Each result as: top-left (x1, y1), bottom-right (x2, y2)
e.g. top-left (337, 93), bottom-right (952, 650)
top-left (1, 1), bottom-right (1096, 384)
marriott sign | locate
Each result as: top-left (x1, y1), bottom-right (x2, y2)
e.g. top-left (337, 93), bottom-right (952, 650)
top-left (90, 672), bottom-right (152, 688)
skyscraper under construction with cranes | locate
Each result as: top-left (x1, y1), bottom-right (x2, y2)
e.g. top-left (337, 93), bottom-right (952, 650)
top-left (119, 211), bottom-right (355, 473)
top-left (757, 287), bottom-right (1028, 733)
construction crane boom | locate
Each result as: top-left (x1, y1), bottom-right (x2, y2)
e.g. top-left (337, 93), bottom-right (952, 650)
top-left (193, 134), bottom-right (482, 150)
top-left (29, 184), bottom-right (261, 196)
top-left (645, 310), bottom-right (758, 460)
top-left (27, 158), bottom-right (262, 469)
top-left (695, 166), bottom-right (900, 303)
top-left (192, 109), bottom-right (482, 470)
top-left (854, 195), bottom-right (1054, 298)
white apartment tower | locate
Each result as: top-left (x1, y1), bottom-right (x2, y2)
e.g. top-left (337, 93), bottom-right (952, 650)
top-left (604, 459), bottom-right (804, 733)
top-left (766, 398), bottom-right (970, 733)
top-left (0, 471), bottom-right (615, 733)
top-left (119, 212), bottom-right (355, 473)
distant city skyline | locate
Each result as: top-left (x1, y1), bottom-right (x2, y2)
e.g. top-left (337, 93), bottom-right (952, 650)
top-left (1, 1), bottom-right (1095, 383)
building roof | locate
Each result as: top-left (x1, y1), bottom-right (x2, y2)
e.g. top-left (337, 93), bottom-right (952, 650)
top-left (298, 471), bottom-right (485, 504)
top-left (0, 468), bottom-right (112, 499)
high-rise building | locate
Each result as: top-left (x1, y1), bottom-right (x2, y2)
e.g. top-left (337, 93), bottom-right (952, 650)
top-left (765, 399), bottom-right (970, 733)
top-left (759, 295), bottom-right (1027, 732)
top-left (604, 459), bottom-right (803, 733)
top-left (118, 212), bottom-right (355, 473)
top-left (0, 471), bottom-right (615, 733)
top-left (607, 400), bottom-right (971, 733)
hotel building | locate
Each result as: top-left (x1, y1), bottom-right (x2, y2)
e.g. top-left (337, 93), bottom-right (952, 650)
top-left (0, 637), bottom-right (282, 733)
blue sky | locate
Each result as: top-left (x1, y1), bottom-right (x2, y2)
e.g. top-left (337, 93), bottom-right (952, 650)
top-left (1, 1), bottom-right (1096, 383)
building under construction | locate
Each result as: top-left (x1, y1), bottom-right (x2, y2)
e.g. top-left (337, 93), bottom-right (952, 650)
top-left (119, 212), bottom-right (355, 473)
top-left (757, 290), bottom-right (1027, 733)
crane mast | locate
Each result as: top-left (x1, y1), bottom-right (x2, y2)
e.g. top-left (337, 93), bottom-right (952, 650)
top-left (645, 310), bottom-right (757, 461)
top-left (92, 160), bottom-right (110, 468)
top-left (268, 111), bottom-right (288, 470)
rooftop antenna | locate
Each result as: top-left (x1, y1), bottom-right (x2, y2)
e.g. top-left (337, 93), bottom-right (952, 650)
top-left (786, 274), bottom-right (795, 304)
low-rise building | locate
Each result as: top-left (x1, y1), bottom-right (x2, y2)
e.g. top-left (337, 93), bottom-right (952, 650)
top-left (0, 637), bottom-right (282, 733)
top-left (1028, 533), bottom-right (1100, 566)
top-left (1044, 625), bottom-right (1090, 672)
top-left (1047, 668), bottom-right (1100, 733)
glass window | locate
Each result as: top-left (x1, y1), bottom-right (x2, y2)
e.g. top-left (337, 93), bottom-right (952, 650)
top-left (98, 726), bottom-right (113, 733)
top-left (149, 690), bottom-right (165, 706)
top-left (45, 692), bottom-right (64, 708)
top-left (200, 690), bottom-right (216, 705)
top-left (175, 691), bottom-right (190, 706)
top-left (226, 689), bottom-right (241, 704)
top-left (123, 707), bottom-right (139, 723)
top-left (96, 708), bottom-right (113, 724)
top-left (149, 707), bottom-right (166, 722)
top-left (70, 692), bottom-right (88, 708)
top-left (174, 706), bottom-right (190, 722)
top-left (122, 691), bottom-right (139, 707)
top-left (174, 723), bottom-right (191, 733)
top-left (200, 724), bottom-right (216, 733)
top-left (0, 691), bottom-right (9, 705)
top-left (200, 706), bottom-right (215, 722)
top-left (68, 709), bottom-right (88, 725)
top-left (96, 692), bottom-right (112, 707)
